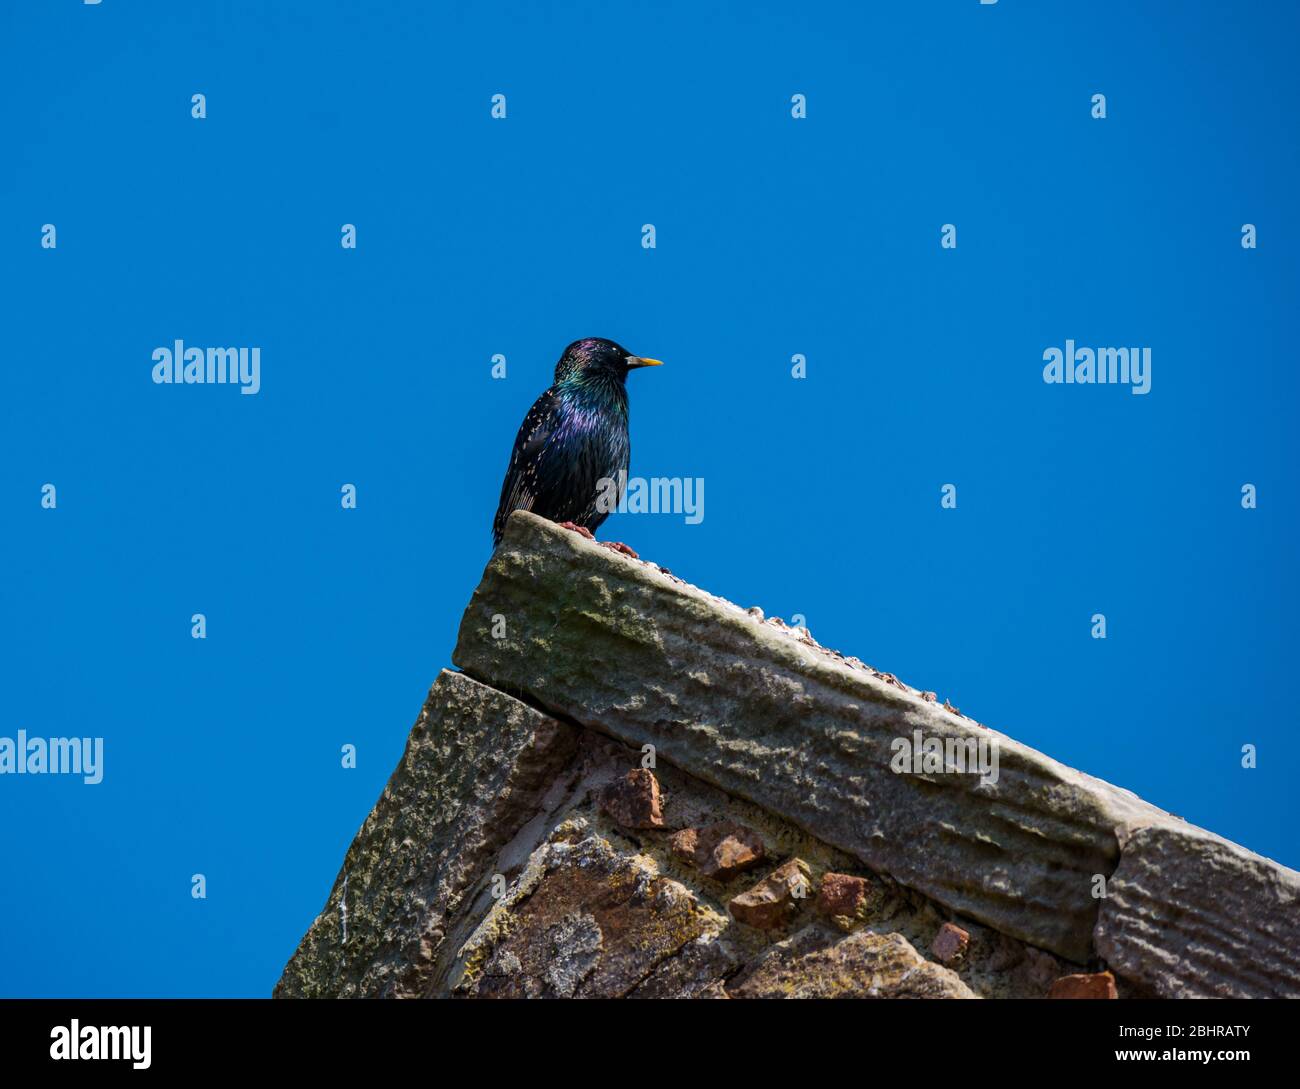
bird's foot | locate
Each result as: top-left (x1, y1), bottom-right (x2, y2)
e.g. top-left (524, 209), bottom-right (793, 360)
top-left (555, 521), bottom-right (638, 559)
top-left (599, 540), bottom-right (640, 560)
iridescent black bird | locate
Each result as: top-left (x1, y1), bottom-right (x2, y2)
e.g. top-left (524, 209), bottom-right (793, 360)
top-left (492, 338), bottom-right (663, 548)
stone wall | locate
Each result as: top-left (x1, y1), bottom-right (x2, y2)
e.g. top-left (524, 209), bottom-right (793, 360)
top-left (276, 513), bottom-right (1300, 999)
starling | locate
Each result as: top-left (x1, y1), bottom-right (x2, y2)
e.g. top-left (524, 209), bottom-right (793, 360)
top-left (492, 338), bottom-right (663, 549)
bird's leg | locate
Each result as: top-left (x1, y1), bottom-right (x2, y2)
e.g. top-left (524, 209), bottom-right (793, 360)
top-left (556, 520), bottom-right (595, 540)
top-left (555, 520), bottom-right (639, 560)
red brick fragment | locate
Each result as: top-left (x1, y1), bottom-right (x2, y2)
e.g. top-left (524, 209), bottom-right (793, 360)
top-left (729, 860), bottom-right (812, 930)
top-left (816, 873), bottom-right (869, 919)
top-left (1047, 971), bottom-right (1119, 999)
top-left (670, 822), bottom-right (765, 879)
top-left (598, 769), bottom-right (664, 830)
top-left (931, 922), bottom-right (970, 965)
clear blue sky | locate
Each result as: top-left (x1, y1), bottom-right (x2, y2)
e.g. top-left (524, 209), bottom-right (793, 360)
top-left (2, 1), bottom-right (1296, 997)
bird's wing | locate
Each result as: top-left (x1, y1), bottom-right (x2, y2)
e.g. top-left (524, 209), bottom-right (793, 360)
top-left (493, 389), bottom-right (559, 542)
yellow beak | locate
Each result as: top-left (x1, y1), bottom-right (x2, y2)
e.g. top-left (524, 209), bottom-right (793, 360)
top-left (629, 356), bottom-right (664, 368)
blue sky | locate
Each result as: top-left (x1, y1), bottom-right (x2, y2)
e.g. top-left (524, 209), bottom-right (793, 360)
top-left (1, 1), bottom-right (1296, 996)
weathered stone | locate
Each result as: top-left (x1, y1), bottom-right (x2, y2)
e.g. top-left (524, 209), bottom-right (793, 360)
top-left (669, 828), bottom-right (698, 858)
top-left (1019, 944), bottom-right (1066, 994)
top-left (1094, 823), bottom-right (1300, 998)
top-left (275, 670), bottom-right (578, 998)
top-left (729, 926), bottom-right (977, 999)
top-left (278, 511), bottom-right (1300, 1000)
top-left (1048, 971), bottom-right (1118, 999)
top-left (816, 873), bottom-right (870, 921)
top-left (598, 768), bottom-right (664, 830)
top-left (543, 913), bottom-right (603, 997)
top-left (453, 831), bottom-right (728, 998)
top-left (452, 512), bottom-right (1178, 962)
top-left (670, 821), bottom-right (765, 879)
top-left (274, 670), bottom-right (1086, 1003)
top-left (628, 933), bottom-right (741, 998)
top-left (931, 922), bottom-right (970, 965)
top-left (729, 859), bottom-right (812, 930)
